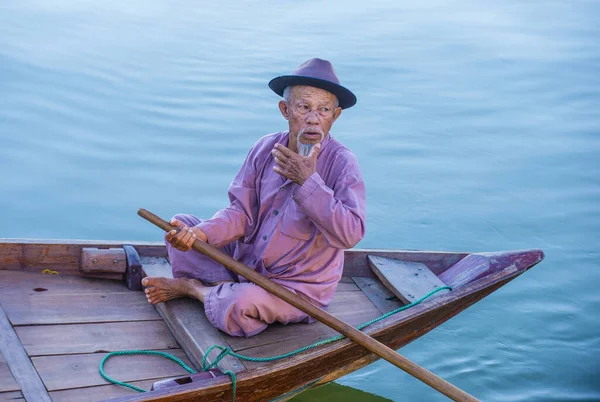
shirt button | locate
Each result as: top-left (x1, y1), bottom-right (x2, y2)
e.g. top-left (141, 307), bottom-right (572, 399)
top-left (273, 210), bottom-right (279, 216)
top-left (262, 235), bottom-right (267, 241)
top-left (281, 185), bottom-right (286, 190)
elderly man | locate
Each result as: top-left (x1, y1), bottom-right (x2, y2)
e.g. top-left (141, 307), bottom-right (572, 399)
top-left (142, 58), bottom-right (366, 337)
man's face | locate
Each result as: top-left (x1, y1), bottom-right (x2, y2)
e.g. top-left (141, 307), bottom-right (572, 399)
top-left (278, 86), bottom-right (342, 154)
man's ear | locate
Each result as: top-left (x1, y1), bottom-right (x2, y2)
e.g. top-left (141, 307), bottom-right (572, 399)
top-left (332, 106), bottom-right (342, 124)
top-left (278, 100), bottom-right (290, 120)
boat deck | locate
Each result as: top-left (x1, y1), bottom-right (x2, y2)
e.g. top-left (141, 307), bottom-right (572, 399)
top-left (0, 240), bottom-right (543, 401)
top-left (0, 268), bottom-right (394, 401)
top-left (0, 270), bottom-right (191, 401)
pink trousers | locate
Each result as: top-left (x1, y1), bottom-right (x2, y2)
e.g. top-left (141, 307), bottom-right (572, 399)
top-left (167, 214), bottom-right (311, 337)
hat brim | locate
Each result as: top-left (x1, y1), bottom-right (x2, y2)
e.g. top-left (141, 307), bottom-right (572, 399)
top-left (269, 75), bottom-right (357, 109)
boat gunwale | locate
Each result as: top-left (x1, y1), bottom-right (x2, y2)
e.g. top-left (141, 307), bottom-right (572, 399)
top-left (0, 238), bottom-right (471, 278)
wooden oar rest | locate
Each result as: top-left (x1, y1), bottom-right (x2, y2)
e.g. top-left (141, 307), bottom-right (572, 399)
top-left (367, 255), bottom-right (450, 304)
top-left (80, 246), bottom-right (143, 290)
top-left (80, 247), bottom-right (126, 276)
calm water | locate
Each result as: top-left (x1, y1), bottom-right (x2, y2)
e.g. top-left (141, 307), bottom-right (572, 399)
top-left (1, 1), bottom-right (599, 401)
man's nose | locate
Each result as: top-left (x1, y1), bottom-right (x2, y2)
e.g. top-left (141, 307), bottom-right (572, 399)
top-left (305, 110), bottom-right (319, 123)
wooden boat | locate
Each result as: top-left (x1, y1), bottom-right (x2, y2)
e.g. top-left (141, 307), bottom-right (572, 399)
top-left (0, 239), bottom-right (544, 402)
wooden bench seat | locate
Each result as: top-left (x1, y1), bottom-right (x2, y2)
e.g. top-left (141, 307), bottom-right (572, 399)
top-left (367, 255), bottom-right (450, 304)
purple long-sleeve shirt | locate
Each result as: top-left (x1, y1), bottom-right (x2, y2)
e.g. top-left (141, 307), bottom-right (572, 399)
top-left (196, 131), bottom-right (366, 307)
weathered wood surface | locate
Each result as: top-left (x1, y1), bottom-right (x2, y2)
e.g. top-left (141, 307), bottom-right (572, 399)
top-left (16, 321), bottom-right (178, 356)
top-left (334, 281), bottom-right (360, 291)
top-left (226, 289), bottom-right (382, 353)
top-left (0, 270), bottom-right (158, 326)
top-left (337, 276), bottom-right (354, 283)
top-left (342, 249), bottom-right (468, 278)
top-left (368, 255), bottom-right (450, 304)
top-left (32, 349), bottom-right (192, 391)
top-left (0, 239), bottom-right (165, 275)
top-left (81, 247), bottom-right (127, 273)
top-left (0, 268), bottom-right (200, 400)
top-left (0, 304), bottom-right (51, 402)
top-left (230, 302), bottom-right (382, 369)
top-left (351, 276), bottom-right (404, 314)
top-left (140, 256), bottom-right (173, 279)
top-left (0, 391), bottom-right (24, 401)
top-left (155, 298), bottom-right (246, 373)
top-left (141, 257), bottom-right (245, 373)
top-left (439, 250), bottom-right (545, 288)
top-left (49, 380), bottom-right (157, 402)
top-left (0, 270), bottom-right (128, 298)
top-left (0, 352), bottom-right (20, 392)
top-left (1, 239), bottom-right (469, 279)
top-left (2, 291), bottom-right (160, 325)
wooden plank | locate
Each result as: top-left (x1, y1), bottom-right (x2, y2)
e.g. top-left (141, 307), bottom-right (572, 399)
top-left (81, 248), bottom-right (127, 274)
top-left (141, 258), bottom-right (245, 373)
top-left (351, 276), bottom-right (404, 314)
top-left (140, 256), bottom-right (173, 279)
top-left (154, 299), bottom-right (246, 373)
top-left (0, 304), bottom-right (51, 402)
top-left (0, 244), bottom-right (21, 270)
top-left (0, 391), bottom-right (24, 401)
top-left (0, 270), bottom-right (128, 300)
top-left (0, 353), bottom-right (20, 392)
top-left (32, 349), bottom-right (192, 391)
top-left (50, 380), bottom-right (157, 402)
top-left (3, 291), bottom-right (160, 325)
top-left (226, 290), bottom-right (382, 353)
top-left (368, 255), bottom-right (450, 304)
top-left (439, 254), bottom-right (490, 288)
top-left (15, 321), bottom-right (178, 356)
top-left (335, 281), bottom-right (360, 291)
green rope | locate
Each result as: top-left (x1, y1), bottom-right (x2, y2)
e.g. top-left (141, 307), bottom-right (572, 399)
top-left (100, 286), bottom-right (450, 400)
top-left (99, 350), bottom-right (195, 392)
top-left (99, 349), bottom-right (238, 399)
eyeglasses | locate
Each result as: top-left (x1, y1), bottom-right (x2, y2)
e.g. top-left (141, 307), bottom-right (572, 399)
top-left (291, 102), bottom-right (335, 118)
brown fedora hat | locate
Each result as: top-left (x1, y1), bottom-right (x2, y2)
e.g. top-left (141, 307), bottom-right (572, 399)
top-left (269, 58), bottom-right (357, 109)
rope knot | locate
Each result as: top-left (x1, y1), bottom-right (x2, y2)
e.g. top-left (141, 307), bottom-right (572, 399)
top-left (202, 345), bottom-right (232, 371)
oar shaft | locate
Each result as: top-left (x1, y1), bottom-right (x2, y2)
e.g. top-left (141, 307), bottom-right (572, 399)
top-left (138, 208), bottom-right (478, 402)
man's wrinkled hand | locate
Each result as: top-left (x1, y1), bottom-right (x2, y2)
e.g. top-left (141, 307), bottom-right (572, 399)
top-left (271, 143), bottom-right (320, 185)
top-left (165, 219), bottom-right (207, 252)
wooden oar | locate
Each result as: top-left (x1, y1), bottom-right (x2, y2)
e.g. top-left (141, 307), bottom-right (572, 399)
top-left (138, 208), bottom-right (479, 402)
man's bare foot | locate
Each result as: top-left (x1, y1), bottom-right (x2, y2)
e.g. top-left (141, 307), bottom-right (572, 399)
top-left (142, 277), bottom-right (211, 305)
